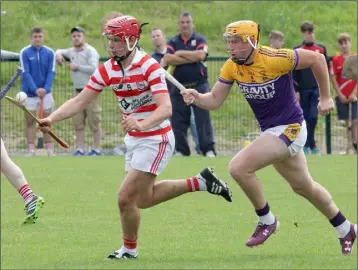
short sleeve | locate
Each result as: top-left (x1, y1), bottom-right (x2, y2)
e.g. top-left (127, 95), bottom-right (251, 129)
top-left (329, 57), bottom-right (336, 76)
top-left (271, 48), bottom-right (298, 75)
top-left (218, 59), bottom-right (234, 85)
top-left (85, 63), bottom-right (109, 92)
top-left (166, 39), bottom-right (176, 54)
top-left (196, 36), bottom-right (208, 54)
top-left (144, 58), bottom-right (168, 95)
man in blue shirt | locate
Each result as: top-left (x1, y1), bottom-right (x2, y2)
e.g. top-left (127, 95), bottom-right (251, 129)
top-left (163, 12), bottom-right (216, 157)
top-left (19, 27), bottom-right (56, 156)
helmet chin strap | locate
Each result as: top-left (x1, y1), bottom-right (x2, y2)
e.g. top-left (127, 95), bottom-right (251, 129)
top-left (232, 35), bottom-right (258, 65)
top-left (113, 48), bottom-right (136, 84)
top-left (232, 47), bottom-right (254, 65)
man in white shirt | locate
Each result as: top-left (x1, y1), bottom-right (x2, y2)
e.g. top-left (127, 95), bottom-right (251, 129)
top-left (55, 27), bottom-right (102, 156)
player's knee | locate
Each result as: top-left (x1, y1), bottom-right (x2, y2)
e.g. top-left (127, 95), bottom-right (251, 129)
top-left (117, 190), bottom-right (136, 211)
top-left (290, 180), bottom-right (313, 197)
top-left (136, 198), bottom-right (152, 209)
top-left (0, 154), bottom-right (11, 173)
top-left (228, 159), bottom-right (247, 182)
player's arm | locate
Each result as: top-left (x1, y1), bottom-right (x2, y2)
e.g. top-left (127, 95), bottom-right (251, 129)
top-left (19, 50), bottom-right (37, 95)
top-left (140, 66), bottom-right (172, 130)
top-left (140, 93), bottom-right (172, 131)
top-left (44, 65), bottom-right (107, 125)
top-left (295, 48), bottom-right (331, 99)
top-left (329, 62), bottom-right (340, 96)
top-left (195, 81), bottom-right (231, 110)
top-left (183, 59), bottom-right (233, 110)
top-left (47, 88), bottom-right (100, 124)
top-left (44, 50), bottom-right (56, 94)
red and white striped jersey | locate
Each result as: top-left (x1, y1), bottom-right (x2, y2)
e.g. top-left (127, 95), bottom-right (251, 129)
top-left (86, 49), bottom-right (171, 137)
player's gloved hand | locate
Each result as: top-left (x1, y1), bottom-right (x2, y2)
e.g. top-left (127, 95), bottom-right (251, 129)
top-left (121, 115), bottom-right (143, 132)
top-left (318, 97), bottom-right (334, 116)
top-left (38, 117), bottom-right (52, 133)
top-left (181, 88), bottom-right (199, 105)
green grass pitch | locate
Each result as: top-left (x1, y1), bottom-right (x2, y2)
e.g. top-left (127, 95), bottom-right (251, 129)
top-left (1, 155), bottom-right (357, 269)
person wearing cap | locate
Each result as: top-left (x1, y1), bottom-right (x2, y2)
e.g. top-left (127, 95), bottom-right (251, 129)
top-left (55, 26), bottom-right (101, 156)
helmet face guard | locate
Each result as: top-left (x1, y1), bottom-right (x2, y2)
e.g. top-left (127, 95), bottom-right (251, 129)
top-left (223, 21), bottom-right (260, 65)
top-left (102, 34), bottom-right (138, 61)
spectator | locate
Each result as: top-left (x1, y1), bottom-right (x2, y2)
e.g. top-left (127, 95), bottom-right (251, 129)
top-left (1, 49), bottom-right (20, 61)
top-left (269, 30), bottom-right (284, 49)
top-left (19, 27), bottom-right (56, 156)
top-left (330, 33), bottom-right (357, 153)
top-left (293, 22), bottom-right (328, 155)
top-left (55, 26), bottom-right (101, 156)
top-left (163, 11), bottom-right (216, 157)
top-left (151, 28), bottom-right (167, 66)
top-left (151, 28), bottom-right (201, 154)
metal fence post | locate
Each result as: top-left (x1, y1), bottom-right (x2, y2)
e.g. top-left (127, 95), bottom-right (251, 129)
top-left (325, 113), bottom-right (332, 154)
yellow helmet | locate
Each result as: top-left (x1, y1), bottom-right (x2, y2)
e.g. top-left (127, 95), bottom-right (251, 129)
top-left (224, 20), bottom-right (260, 45)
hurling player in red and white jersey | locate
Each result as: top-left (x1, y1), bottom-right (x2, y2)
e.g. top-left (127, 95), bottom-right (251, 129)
top-left (39, 15), bottom-right (232, 259)
top-left (330, 33), bottom-right (357, 152)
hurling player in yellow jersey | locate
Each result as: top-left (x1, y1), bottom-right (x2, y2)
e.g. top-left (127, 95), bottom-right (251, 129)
top-left (181, 20), bottom-right (356, 255)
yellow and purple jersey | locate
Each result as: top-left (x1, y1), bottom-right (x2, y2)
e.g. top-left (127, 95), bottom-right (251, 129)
top-left (219, 45), bottom-right (304, 131)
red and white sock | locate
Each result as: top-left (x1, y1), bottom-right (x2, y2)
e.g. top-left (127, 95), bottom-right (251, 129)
top-left (186, 177), bottom-right (207, 192)
top-left (123, 237), bottom-right (137, 251)
top-left (18, 184), bottom-right (34, 204)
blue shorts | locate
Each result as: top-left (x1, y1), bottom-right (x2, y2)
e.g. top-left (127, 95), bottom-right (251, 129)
top-left (335, 97), bottom-right (358, 120)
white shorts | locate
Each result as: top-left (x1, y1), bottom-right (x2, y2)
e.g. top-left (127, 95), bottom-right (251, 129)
top-left (124, 130), bottom-right (175, 175)
top-left (25, 93), bottom-right (54, 112)
top-left (263, 121), bottom-right (307, 156)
